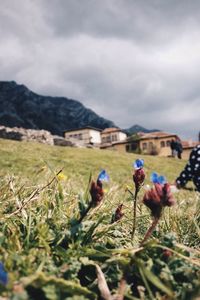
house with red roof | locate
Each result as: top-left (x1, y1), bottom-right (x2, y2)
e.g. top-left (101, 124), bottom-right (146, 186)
top-left (103, 130), bottom-right (199, 159)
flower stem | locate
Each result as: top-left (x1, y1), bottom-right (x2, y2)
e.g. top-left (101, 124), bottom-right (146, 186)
top-left (140, 217), bottom-right (159, 246)
top-left (131, 189), bottom-right (138, 240)
top-left (78, 202), bottom-right (93, 223)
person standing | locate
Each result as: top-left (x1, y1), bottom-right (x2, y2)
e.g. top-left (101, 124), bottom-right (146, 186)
top-left (170, 139), bottom-right (177, 157)
top-left (176, 139), bottom-right (183, 159)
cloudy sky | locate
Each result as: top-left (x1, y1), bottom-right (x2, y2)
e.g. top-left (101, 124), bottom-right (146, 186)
top-left (0, 0), bottom-right (200, 140)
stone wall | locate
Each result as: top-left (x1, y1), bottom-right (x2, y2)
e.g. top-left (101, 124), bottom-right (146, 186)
top-left (0, 126), bottom-right (54, 145)
top-left (0, 125), bottom-right (90, 148)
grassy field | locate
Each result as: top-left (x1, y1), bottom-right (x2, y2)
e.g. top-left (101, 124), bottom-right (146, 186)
top-left (0, 138), bottom-right (199, 299)
top-left (0, 138), bottom-right (187, 183)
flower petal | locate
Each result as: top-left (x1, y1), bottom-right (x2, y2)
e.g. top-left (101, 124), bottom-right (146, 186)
top-left (98, 170), bottom-right (109, 182)
top-left (151, 172), bottom-right (166, 184)
top-left (0, 263), bottom-right (8, 285)
top-left (151, 172), bottom-right (159, 183)
top-left (158, 175), bottom-right (166, 184)
top-left (133, 159), bottom-right (144, 169)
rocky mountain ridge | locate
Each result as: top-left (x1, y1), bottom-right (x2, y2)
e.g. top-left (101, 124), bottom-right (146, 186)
top-left (0, 81), bottom-right (159, 137)
top-left (0, 81), bottom-right (116, 136)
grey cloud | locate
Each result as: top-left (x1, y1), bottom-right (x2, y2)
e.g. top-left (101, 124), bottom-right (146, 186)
top-left (38, 0), bottom-right (200, 44)
top-left (0, 1), bottom-right (51, 42)
top-left (0, 0), bottom-right (200, 140)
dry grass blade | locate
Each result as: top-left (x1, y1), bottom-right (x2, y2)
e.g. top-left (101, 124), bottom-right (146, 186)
top-left (114, 278), bottom-right (126, 300)
top-left (96, 264), bottom-right (112, 300)
top-left (96, 264), bottom-right (126, 300)
top-left (4, 169), bottom-right (63, 218)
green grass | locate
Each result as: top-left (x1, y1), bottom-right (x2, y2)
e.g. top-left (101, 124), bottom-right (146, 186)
top-left (0, 138), bottom-right (187, 183)
top-left (0, 138), bottom-right (199, 299)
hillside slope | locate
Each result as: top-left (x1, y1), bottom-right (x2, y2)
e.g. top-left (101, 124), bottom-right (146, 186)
top-left (0, 138), bottom-right (186, 185)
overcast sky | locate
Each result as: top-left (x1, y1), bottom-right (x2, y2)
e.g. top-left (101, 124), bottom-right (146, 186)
top-left (0, 0), bottom-right (200, 140)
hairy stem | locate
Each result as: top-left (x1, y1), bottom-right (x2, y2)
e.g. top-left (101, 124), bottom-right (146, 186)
top-left (140, 217), bottom-right (159, 246)
top-left (131, 189), bottom-right (138, 240)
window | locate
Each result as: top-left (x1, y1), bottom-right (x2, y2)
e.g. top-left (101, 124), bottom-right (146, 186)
top-left (160, 141), bottom-right (165, 147)
top-left (112, 134), bottom-right (117, 142)
top-left (126, 145), bottom-right (130, 152)
top-left (106, 136), bottom-right (111, 142)
top-left (131, 143), bottom-right (137, 151)
top-left (142, 143), bottom-right (147, 150)
top-left (102, 137), bottom-right (106, 143)
top-left (166, 140), bottom-right (171, 147)
top-left (78, 133), bottom-right (83, 140)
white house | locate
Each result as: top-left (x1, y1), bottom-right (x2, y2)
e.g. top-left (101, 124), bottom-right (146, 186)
top-left (64, 126), bottom-right (102, 145)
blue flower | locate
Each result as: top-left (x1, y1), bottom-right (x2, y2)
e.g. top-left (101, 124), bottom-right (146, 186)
top-left (151, 172), bottom-right (166, 184)
top-left (0, 262), bottom-right (8, 285)
top-left (98, 170), bottom-right (109, 182)
top-left (133, 159), bottom-right (144, 170)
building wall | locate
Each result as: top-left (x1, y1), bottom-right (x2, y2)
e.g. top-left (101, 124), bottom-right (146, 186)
top-left (65, 129), bottom-right (88, 143)
top-left (118, 132), bottom-right (127, 141)
top-left (101, 131), bottom-right (127, 144)
top-left (101, 139), bottom-right (193, 160)
top-left (101, 132), bottom-right (117, 143)
top-left (139, 137), bottom-right (175, 156)
top-left (125, 141), bottom-right (139, 152)
top-left (159, 146), bottom-right (172, 156)
top-left (100, 143), bottom-right (127, 152)
top-left (89, 129), bottom-right (101, 144)
top-left (182, 148), bottom-right (192, 160)
top-left (113, 137), bottom-right (174, 156)
top-left (105, 139), bottom-right (194, 159)
top-left (65, 129), bottom-right (101, 144)
top-left (112, 143), bottom-right (127, 152)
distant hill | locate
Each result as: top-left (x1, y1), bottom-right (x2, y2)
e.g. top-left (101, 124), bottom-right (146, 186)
top-left (124, 124), bottom-right (160, 136)
top-left (0, 81), bottom-right (116, 136)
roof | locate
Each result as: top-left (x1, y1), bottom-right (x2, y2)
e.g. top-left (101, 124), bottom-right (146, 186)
top-left (64, 126), bottom-right (102, 133)
top-left (181, 140), bottom-right (199, 149)
top-left (139, 131), bottom-right (178, 140)
top-left (101, 127), bottom-right (124, 134)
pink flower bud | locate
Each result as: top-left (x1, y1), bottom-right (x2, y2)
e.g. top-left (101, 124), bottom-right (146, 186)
top-left (90, 179), bottom-right (104, 206)
top-left (143, 183), bottom-right (175, 218)
top-left (133, 168), bottom-right (145, 191)
top-left (112, 204), bottom-right (124, 223)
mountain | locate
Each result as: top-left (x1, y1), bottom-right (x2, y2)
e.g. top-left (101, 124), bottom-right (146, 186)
top-left (0, 81), bottom-right (116, 136)
top-left (124, 124), bottom-right (160, 136)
